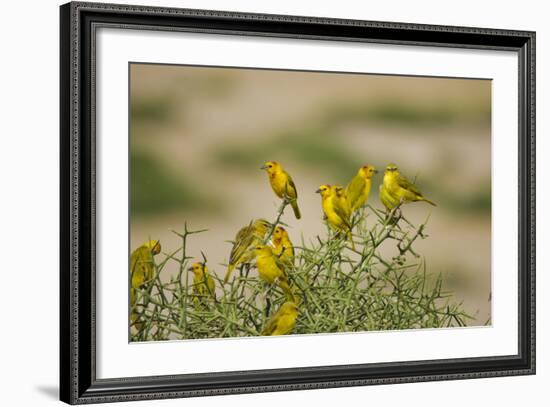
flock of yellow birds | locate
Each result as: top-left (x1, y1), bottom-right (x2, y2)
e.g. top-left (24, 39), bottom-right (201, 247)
top-left (130, 162), bottom-right (435, 337)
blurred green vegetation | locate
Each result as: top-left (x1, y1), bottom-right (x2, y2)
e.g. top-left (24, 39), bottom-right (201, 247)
top-left (131, 149), bottom-right (219, 217)
top-left (324, 99), bottom-right (491, 128)
top-left (416, 177), bottom-right (491, 215)
top-left (186, 72), bottom-right (236, 98)
top-left (441, 187), bottom-right (491, 214)
top-left (131, 94), bottom-right (176, 124)
top-left (129, 72), bottom-right (238, 218)
top-left (215, 126), bottom-right (363, 182)
top-left (214, 100), bottom-right (490, 170)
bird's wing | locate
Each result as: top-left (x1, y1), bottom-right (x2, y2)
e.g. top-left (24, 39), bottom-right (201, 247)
top-left (346, 175), bottom-right (365, 204)
top-left (285, 243), bottom-right (295, 260)
top-left (130, 249), bottom-right (140, 274)
top-left (332, 197), bottom-right (352, 229)
top-left (396, 174), bottom-right (422, 195)
top-left (229, 224), bottom-right (254, 263)
top-left (131, 247), bottom-right (154, 284)
top-left (235, 223), bottom-right (253, 241)
top-left (283, 172), bottom-right (298, 199)
top-left (273, 255), bottom-right (291, 273)
top-left (207, 275), bottom-right (216, 298)
top-left (254, 219), bottom-right (272, 237)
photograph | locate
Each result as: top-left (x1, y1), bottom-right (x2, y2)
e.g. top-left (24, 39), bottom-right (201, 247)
top-left (128, 63), bottom-right (492, 342)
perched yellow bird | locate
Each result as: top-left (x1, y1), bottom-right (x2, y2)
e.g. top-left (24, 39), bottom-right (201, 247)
top-left (271, 226), bottom-right (295, 267)
top-left (261, 161), bottom-right (301, 219)
top-left (382, 163), bottom-right (436, 206)
top-left (225, 219), bottom-right (271, 283)
top-left (254, 245), bottom-right (294, 300)
top-left (130, 240), bottom-right (161, 328)
top-left (346, 165), bottom-right (378, 212)
top-left (379, 182), bottom-right (401, 211)
top-left (261, 301), bottom-right (299, 336)
top-left (188, 262), bottom-right (216, 303)
top-left (333, 185), bottom-right (352, 220)
top-left (316, 185), bottom-right (355, 249)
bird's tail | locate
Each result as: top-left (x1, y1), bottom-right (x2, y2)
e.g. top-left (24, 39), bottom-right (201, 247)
top-left (224, 264), bottom-right (235, 284)
top-left (290, 200), bottom-right (301, 219)
top-left (422, 197), bottom-right (437, 206)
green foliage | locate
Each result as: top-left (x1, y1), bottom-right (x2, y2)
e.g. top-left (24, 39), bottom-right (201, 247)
top-left (215, 127), bottom-right (363, 181)
top-left (324, 99), bottom-right (491, 128)
top-left (131, 95), bottom-right (175, 124)
top-left (191, 72), bottom-right (236, 98)
top-left (130, 205), bottom-right (471, 341)
top-left (411, 176), bottom-right (491, 215)
top-left (442, 188), bottom-right (491, 214)
top-left (214, 96), bottom-right (490, 186)
top-left (130, 149), bottom-right (218, 217)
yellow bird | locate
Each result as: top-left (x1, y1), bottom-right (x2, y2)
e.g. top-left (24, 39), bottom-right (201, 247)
top-left (382, 163), bottom-right (436, 206)
top-left (254, 245), bottom-right (294, 300)
top-left (130, 240), bottom-right (161, 328)
top-left (261, 301), bottom-right (299, 336)
top-left (188, 262), bottom-right (216, 303)
top-left (333, 185), bottom-right (352, 220)
top-left (379, 182), bottom-right (401, 211)
top-left (271, 225), bottom-right (295, 267)
top-left (346, 165), bottom-right (378, 212)
top-left (316, 185), bottom-right (355, 250)
top-left (225, 219), bottom-right (271, 283)
top-left (261, 161), bottom-right (301, 219)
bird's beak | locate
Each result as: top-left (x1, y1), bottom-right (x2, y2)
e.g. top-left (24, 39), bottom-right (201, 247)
top-left (374, 169), bottom-right (379, 174)
top-left (315, 188), bottom-right (321, 194)
top-left (260, 165), bottom-right (267, 170)
top-left (187, 267), bottom-right (193, 271)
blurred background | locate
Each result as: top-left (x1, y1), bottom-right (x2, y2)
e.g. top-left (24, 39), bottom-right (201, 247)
top-left (130, 63), bottom-right (491, 326)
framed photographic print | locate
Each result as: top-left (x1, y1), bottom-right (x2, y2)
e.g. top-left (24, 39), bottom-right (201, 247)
top-left (60, 1), bottom-right (536, 404)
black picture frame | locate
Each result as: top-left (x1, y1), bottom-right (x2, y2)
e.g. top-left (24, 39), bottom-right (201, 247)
top-left (60, 1), bottom-right (536, 404)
